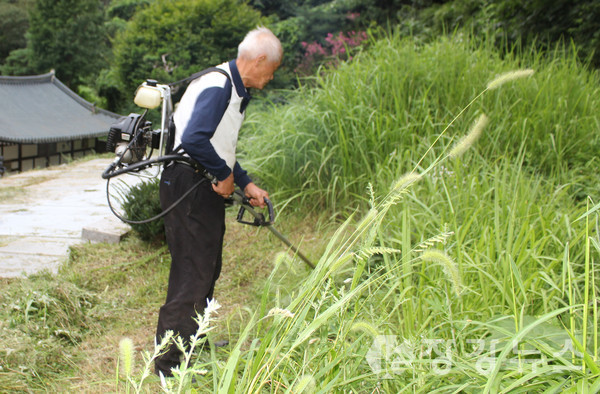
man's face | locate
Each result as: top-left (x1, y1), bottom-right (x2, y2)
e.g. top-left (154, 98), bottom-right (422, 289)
top-left (249, 57), bottom-right (281, 90)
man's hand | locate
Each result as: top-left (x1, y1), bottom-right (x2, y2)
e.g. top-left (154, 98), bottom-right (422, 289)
top-left (244, 182), bottom-right (269, 208)
top-left (212, 173), bottom-right (235, 197)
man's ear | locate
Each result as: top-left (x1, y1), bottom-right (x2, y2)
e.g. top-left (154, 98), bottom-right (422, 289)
top-left (254, 54), bottom-right (268, 66)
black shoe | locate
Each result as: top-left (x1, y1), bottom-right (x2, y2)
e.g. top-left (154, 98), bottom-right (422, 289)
top-left (213, 339), bottom-right (229, 348)
top-left (198, 339), bottom-right (229, 352)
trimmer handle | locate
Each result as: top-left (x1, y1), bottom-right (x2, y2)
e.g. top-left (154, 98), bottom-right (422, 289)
top-left (264, 198), bottom-right (275, 224)
top-left (234, 192), bottom-right (274, 227)
top-left (232, 191), bottom-right (316, 269)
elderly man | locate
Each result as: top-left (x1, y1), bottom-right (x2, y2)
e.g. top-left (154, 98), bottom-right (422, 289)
top-left (155, 27), bottom-right (282, 377)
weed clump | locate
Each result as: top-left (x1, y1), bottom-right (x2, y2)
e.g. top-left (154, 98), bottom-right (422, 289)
top-left (119, 178), bottom-right (165, 243)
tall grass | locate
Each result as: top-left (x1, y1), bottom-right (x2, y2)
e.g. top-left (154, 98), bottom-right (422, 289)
top-left (241, 32), bottom-right (600, 212)
top-left (129, 156), bottom-right (598, 392)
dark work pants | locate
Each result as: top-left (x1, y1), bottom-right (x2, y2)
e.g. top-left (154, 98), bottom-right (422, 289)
top-left (155, 163), bottom-right (225, 377)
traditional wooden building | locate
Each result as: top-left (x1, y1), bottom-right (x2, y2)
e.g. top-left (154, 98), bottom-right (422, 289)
top-left (0, 70), bottom-right (120, 174)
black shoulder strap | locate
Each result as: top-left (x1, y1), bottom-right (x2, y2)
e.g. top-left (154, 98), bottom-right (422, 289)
top-left (168, 67), bottom-right (231, 100)
top-left (165, 67), bottom-right (233, 156)
top-left (174, 67), bottom-right (231, 87)
top-left (169, 66), bottom-right (232, 107)
top-left (165, 114), bottom-right (177, 156)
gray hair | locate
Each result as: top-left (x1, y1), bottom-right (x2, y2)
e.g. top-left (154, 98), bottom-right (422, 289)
top-left (237, 27), bottom-right (282, 63)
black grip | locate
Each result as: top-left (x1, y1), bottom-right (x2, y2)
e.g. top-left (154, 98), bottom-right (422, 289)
top-left (235, 195), bottom-right (274, 227)
top-left (264, 198), bottom-right (274, 224)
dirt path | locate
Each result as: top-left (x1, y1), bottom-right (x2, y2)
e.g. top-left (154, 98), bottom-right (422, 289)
top-left (0, 157), bottom-right (131, 278)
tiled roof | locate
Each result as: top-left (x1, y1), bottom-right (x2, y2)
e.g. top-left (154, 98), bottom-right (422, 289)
top-left (0, 70), bottom-right (120, 144)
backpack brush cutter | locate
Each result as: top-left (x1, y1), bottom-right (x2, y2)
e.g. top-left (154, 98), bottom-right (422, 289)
top-left (101, 73), bottom-right (315, 270)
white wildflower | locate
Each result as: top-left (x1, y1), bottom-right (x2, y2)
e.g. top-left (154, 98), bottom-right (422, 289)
top-left (204, 298), bottom-right (221, 319)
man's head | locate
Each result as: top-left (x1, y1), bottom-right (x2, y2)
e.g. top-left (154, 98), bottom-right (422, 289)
top-left (236, 27), bottom-right (283, 90)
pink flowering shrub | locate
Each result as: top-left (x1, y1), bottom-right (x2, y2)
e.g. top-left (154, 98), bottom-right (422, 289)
top-left (296, 30), bottom-right (368, 75)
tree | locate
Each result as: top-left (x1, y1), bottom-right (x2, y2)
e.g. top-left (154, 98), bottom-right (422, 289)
top-left (493, 0), bottom-right (600, 67)
top-left (0, 1), bottom-right (29, 65)
top-left (107, 0), bottom-right (151, 21)
top-left (268, 1), bottom-right (370, 86)
top-left (27, 0), bottom-right (108, 86)
top-left (105, 0), bottom-right (151, 39)
top-left (0, 48), bottom-right (35, 75)
top-left (247, 0), bottom-right (331, 19)
top-left (409, 0), bottom-right (600, 68)
top-left (112, 0), bottom-right (263, 97)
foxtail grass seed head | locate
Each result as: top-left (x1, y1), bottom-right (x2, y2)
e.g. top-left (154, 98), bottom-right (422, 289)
top-left (351, 321), bottom-right (380, 337)
top-left (367, 182), bottom-right (375, 207)
top-left (392, 172), bottom-right (422, 192)
top-left (119, 337), bottom-right (134, 377)
top-left (449, 114), bottom-right (489, 158)
top-left (274, 251), bottom-right (288, 266)
top-left (487, 69), bottom-right (534, 90)
top-left (414, 229), bottom-right (455, 252)
top-left (419, 250), bottom-right (462, 296)
top-left (358, 246), bottom-right (401, 261)
top-left (293, 374), bottom-right (316, 393)
top-left (267, 307), bottom-right (295, 319)
top-left (273, 251), bottom-right (295, 272)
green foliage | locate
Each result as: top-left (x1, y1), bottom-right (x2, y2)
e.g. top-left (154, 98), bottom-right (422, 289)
top-left (26, 0), bottom-right (109, 86)
top-left (94, 67), bottom-right (126, 113)
top-left (112, 0), bottom-right (262, 96)
top-left (120, 178), bottom-right (165, 243)
top-left (77, 85), bottom-right (108, 109)
top-left (493, 0), bottom-right (600, 67)
top-left (0, 47), bottom-right (35, 76)
top-left (106, 0), bottom-right (151, 20)
top-left (248, 0), bottom-right (332, 19)
top-left (292, 1), bottom-right (358, 45)
top-left (0, 1), bottom-right (29, 64)
top-left (105, 0), bottom-right (152, 52)
top-left (352, 0), bottom-right (433, 24)
top-left (407, 0), bottom-right (600, 68)
top-left (267, 0), bottom-right (368, 88)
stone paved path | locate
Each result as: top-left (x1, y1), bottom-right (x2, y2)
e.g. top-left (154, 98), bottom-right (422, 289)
top-left (0, 158), bottom-right (133, 278)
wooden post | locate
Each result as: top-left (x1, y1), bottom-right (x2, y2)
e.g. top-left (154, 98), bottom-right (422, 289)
top-left (18, 143), bottom-right (22, 172)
